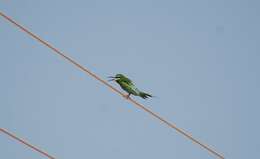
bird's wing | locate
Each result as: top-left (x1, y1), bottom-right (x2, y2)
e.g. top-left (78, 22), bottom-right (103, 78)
top-left (123, 77), bottom-right (133, 85)
top-left (120, 81), bottom-right (140, 95)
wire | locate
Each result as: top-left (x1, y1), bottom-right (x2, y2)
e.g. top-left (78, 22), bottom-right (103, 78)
top-left (0, 11), bottom-right (225, 159)
top-left (0, 128), bottom-right (56, 159)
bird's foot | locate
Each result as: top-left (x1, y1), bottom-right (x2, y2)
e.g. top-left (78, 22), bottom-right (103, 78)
top-left (123, 94), bottom-right (131, 99)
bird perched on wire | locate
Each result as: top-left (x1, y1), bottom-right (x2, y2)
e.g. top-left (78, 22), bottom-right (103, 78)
top-left (108, 74), bottom-right (153, 99)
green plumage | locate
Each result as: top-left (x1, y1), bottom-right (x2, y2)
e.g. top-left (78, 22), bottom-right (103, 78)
top-left (109, 74), bottom-right (152, 99)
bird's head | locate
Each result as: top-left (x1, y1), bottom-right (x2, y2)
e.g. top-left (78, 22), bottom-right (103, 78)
top-left (108, 74), bottom-right (125, 81)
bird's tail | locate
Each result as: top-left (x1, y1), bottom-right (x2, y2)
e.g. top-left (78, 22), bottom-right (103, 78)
top-left (139, 92), bottom-right (153, 99)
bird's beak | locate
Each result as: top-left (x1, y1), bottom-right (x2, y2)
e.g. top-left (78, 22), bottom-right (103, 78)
top-left (107, 76), bottom-right (116, 81)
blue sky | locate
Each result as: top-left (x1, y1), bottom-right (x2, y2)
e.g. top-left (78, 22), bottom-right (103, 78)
top-left (1, 0), bottom-right (259, 158)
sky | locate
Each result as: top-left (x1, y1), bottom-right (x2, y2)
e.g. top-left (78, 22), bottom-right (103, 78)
top-left (0, 0), bottom-right (259, 159)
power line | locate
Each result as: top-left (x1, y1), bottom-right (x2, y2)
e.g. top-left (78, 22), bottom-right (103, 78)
top-left (0, 128), bottom-right (56, 159)
top-left (0, 11), bottom-right (225, 159)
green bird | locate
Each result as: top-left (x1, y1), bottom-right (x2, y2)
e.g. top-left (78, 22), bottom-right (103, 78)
top-left (108, 74), bottom-right (153, 99)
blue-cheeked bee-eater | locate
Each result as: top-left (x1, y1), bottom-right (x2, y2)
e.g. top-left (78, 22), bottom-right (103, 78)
top-left (108, 74), bottom-right (153, 99)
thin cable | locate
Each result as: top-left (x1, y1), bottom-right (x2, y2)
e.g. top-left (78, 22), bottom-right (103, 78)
top-left (0, 128), bottom-right (56, 159)
top-left (0, 11), bottom-right (224, 159)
